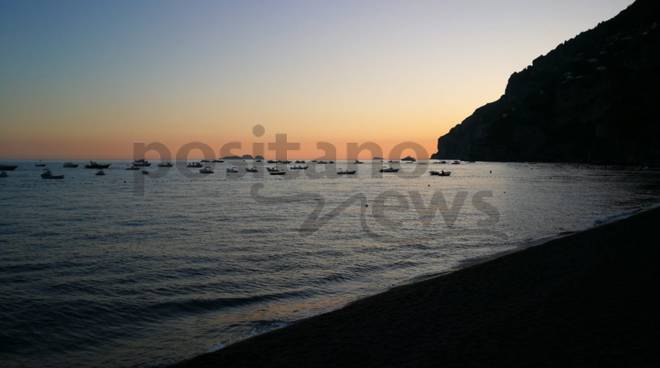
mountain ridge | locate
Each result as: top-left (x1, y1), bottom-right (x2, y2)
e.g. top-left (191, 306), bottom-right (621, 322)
top-left (432, 0), bottom-right (660, 164)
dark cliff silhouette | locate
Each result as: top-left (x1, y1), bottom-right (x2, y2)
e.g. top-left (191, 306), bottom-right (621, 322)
top-left (432, 0), bottom-right (660, 164)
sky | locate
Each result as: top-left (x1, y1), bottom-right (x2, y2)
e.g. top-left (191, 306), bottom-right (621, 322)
top-left (0, 0), bottom-right (634, 160)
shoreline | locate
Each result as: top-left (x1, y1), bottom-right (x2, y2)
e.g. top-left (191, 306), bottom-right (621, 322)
top-left (174, 205), bottom-right (660, 367)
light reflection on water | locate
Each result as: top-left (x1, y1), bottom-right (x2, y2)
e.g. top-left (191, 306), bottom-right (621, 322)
top-left (0, 161), bottom-right (659, 367)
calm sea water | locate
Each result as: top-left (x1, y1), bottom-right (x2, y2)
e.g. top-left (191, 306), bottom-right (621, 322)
top-left (1, 160), bottom-right (659, 367)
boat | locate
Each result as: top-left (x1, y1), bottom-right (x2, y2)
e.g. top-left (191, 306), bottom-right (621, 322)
top-left (289, 165), bottom-right (308, 170)
top-left (380, 167), bottom-right (400, 173)
top-left (430, 170), bottom-right (451, 177)
top-left (131, 159), bottom-right (151, 167)
top-left (269, 170), bottom-right (286, 176)
top-left (255, 159), bottom-right (263, 163)
top-left (63, 162), bottom-right (78, 168)
top-left (95, 170), bottom-right (106, 176)
top-left (388, 160), bottom-right (399, 164)
top-left (201, 159), bottom-right (211, 163)
top-left (41, 169), bottom-right (64, 179)
top-left (401, 156), bottom-right (416, 162)
top-left (213, 159), bottom-right (224, 163)
top-left (226, 167), bottom-right (239, 173)
top-left (157, 162), bottom-right (173, 168)
top-left (246, 167), bottom-right (258, 173)
top-left (0, 171), bottom-right (7, 178)
top-left (452, 160), bottom-right (461, 165)
top-left (199, 167), bottom-right (214, 174)
top-left (0, 164), bottom-right (17, 171)
top-left (266, 167), bottom-right (279, 172)
top-left (35, 163), bottom-right (46, 167)
top-left (353, 160), bottom-right (364, 164)
top-left (85, 161), bottom-right (111, 169)
top-left (187, 162), bottom-right (203, 168)
top-left (267, 160), bottom-right (277, 164)
top-left (126, 165), bottom-right (140, 170)
top-left (337, 169), bottom-right (357, 175)
top-left (317, 160), bottom-right (328, 164)
top-left (295, 160), bottom-right (306, 164)
top-left (142, 170), bottom-right (149, 175)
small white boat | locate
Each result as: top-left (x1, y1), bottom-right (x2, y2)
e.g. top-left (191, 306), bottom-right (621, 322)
top-left (430, 170), bottom-right (451, 177)
top-left (41, 169), bottom-right (64, 179)
top-left (380, 167), bottom-right (400, 173)
top-left (200, 167), bottom-right (214, 174)
top-left (226, 167), bottom-right (239, 173)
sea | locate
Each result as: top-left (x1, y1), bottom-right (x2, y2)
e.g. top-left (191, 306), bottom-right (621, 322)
top-left (1, 160), bottom-right (659, 367)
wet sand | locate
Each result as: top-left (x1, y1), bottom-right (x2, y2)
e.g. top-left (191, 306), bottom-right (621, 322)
top-left (176, 207), bottom-right (660, 367)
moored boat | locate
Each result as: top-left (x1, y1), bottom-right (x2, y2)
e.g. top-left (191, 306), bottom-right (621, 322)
top-left (0, 164), bottom-right (17, 171)
top-left (132, 159), bottom-right (151, 167)
top-left (199, 167), bottom-right (214, 174)
top-left (41, 169), bottom-right (64, 179)
top-left (95, 170), bottom-right (106, 176)
top-left (246, 167), bottom-right (258, 173)
top-left (0, 171), bottom-right (8, 178)
top-left (380, 167), bottom-right (400, 173)
top-left (337, 169), bottom-right (357, 175)
top-left (430, 170), bottom-right (451, 177)
top-left (85, 161), bottom-right (111, 169)
top-left (63, 162), bottom-right (79, 168)
top-left (269, 170), bottom-right (286, 176)
top-left (226, 167), bottom-right (239, 173)
top-left (157, 162), bottom-right (173, 168)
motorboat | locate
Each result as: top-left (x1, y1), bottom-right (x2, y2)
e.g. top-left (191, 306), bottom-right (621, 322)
top-left (187, 162), bottom-right (203, 168)
top-left (63, 162), bottom-right (79, 168)
top-left (452, 160), bottom-right (461, 165)
top-left (85, 161), bottom-right (111, 169)
top-left (142, 170), bottom-right (149, 175)
top-left (337, 170), bottom-right (357, 175)
top-left (158, 162), bottom-right (173, 168)
top-left (199, 167), bottom-right (214, 174)
top-left (132, 159), bottom-right (151, 167)
top-left (269, 170), bottom-right (286, 176)
top-left (380, 167), bottom-right (400, 173)
top-left (0, 164), bottom-right (17, 171)
top-left (201, 159), bottom-right (211, 163)
top-left (213, 159), bottom-right (224, 163)
top-left (246, 167), bottom-right (258, 173)
top-left (35, 163), bottom-right (46, 167)
top-left (353, 160), bottom-right (364, 164)
top-left (41, 169), bottom-right (64, 179)
top-left (430, 170), bottom-right (451, 177)
top-left (401, 156), bottom-right (416, 162)
top-left (95, 170), bottom-right (106, 176)
top-left (295, 160), bottom-right (306, 164)
top-left (289, 165), bottom-right (308, 170)
top-left (226, 167), bottom-right (239, 173)
top-left (267, 160), bottom-right (278, 164)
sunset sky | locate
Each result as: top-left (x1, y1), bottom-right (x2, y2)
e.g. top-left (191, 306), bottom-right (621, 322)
top-left (0, 0), bottom-right (633, 160)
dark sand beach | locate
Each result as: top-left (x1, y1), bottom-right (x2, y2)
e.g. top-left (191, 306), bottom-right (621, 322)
top-left (176, 206), bottom-right (660, 368)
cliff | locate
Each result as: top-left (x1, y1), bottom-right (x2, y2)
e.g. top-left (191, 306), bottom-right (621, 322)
top-left (432, 0), bottom-right (660, 164)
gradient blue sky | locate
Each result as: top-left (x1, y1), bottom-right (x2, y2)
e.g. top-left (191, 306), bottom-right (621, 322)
top-left (0, 0), bottom-right (634, 159)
